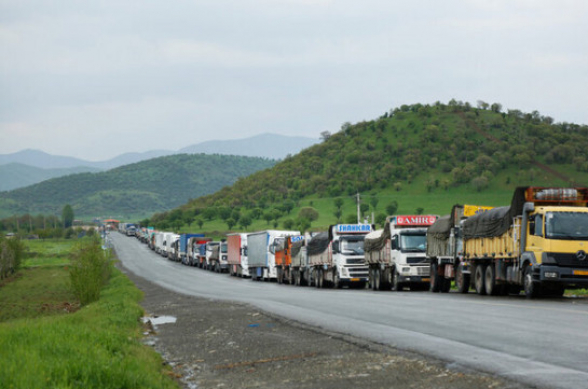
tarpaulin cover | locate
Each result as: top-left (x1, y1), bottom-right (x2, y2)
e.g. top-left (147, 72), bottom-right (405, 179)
top-left (307, 232), bottom-right (329, 256)
top-left (463, 187), bottom-right (527, 238)
top-left (364, 227), bottom-right (389, 253)
top-left (290, 237), bottom-right (305, 257)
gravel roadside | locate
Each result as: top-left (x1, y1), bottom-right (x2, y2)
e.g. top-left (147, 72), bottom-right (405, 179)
top-left (118, 263), bottom-right (531, 389)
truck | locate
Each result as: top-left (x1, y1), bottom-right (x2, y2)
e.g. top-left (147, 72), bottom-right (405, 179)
top-left (290, 232), bottom-right (314, 286)
top-left (462, 187), bottom-right (588, 298)
top-left (165, 233), bottom-right (180, 260)
top-left (169, 233), bottom-right (205, 264)
top-left (426, 205), bottom-right (493, 293)
top-left (308, 224), bottom-right (371, 289)
top-left (247, 230), bottom-right (300, 281)
top-left (274, 235), bottom-right (305, 284)
top-left (153, 231), bottom-right (165, 254)
top-left (227, 233), bottom-right (249, 277)
top-left (364, 215), bottom-right (437, 291)
top-left (205, 241), bottom-right (229, 272)
top-left (187, 237), bottom-right (211, 267)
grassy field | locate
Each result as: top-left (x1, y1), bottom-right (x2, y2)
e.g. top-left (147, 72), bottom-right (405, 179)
top-left (0, 238), bottom-right (179, 389)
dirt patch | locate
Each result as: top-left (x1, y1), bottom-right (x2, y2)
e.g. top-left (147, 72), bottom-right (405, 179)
top-left (118, 264), bottom-right (531, 389)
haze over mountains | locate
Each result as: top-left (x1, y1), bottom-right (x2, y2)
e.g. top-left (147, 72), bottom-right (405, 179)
top-left (0, 134), bottom-right (318, 191)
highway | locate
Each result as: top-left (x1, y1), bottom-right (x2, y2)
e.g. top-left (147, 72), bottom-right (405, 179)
top-left (111, 232), bottom-right (588, 389)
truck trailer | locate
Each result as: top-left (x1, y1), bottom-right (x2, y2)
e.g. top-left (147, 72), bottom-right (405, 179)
top-left (364, 215), bottom-right (437, 291)
top-left (308, 224), bottom-right (371, 289)
top-left (227, 233), bottom-right (249, 277)
top-left (426, 205), bottom-right (492, 293)
top-left (274, 235), bottom-right (305, 284)
top-left (463, 187), bottom-right (588, 298)
top-left (247, 230), bottom-right (300, 281)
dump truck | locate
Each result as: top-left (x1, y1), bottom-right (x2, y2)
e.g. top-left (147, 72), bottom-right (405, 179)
top-left (290, 232), bottom-right (314, 286)
top-left (308, 224), bottom-right (371, 288)
top-left (247, 230), bottom-right (300, 281)
top-left (426, 205), bottom-right (492, 293)
top-left (364, 215), bottom-right (437, 291)
top-left (462, 187), bottom-right (588, 298)
top-left (227, 233), bottom-right (249, 277)
top-left (274, 235), bottom-right (305, 284)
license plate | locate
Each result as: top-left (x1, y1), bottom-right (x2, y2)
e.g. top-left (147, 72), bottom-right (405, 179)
top-left (573, 270), bottom-right (588, 276)
top-left (422, 278), bottom-right (430, 282)
top-left (350, 278), bottom-right (360, 282)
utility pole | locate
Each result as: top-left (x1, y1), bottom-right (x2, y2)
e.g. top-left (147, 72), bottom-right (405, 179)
top-left (356, 192), bottom-right (361, 224)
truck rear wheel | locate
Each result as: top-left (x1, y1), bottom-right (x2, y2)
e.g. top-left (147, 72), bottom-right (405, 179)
top-left (474, 265), bottom-right (487, 295)
top-left (374, 268), bottom-right (381, 290)
top-left (430, 263), bottom-right (441, 293)
top-left (484, 265), bottom-right (497, 295)
top-left (455, 264), bottom-right (470, 293)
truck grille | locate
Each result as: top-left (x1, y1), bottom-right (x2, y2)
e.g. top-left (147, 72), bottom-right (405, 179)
top-left (415, 266), bottom-right (430, 276)
top-left (407, 257), bottom-right (429, 264)
top-left (346, 258), bottom-right (366, 265)
top-left (548, 252), bottom-right (588, 268)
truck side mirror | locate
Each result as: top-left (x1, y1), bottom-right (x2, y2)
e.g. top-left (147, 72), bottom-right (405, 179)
top-left (332, 241), bottom-right (340, 253)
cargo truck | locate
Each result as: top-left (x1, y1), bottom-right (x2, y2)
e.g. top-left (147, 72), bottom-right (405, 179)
top-left (247, 230), bottom-right (300, 281)
top-left (364, 215), bottom-right (437, 291)
top-left (165, 234), bottom-right (180, 260)
top-left (308, 224), bottom-right (371, 289)
top-left (275, 235), bottom-right (305, 284)
top-left (187, 237), bottom-right (211, 267)
top-left (290, 233), bottom-right (313, 286)
top-left (463, 187), bottom-right (588, 298)
top-left (227, 233), bottom-right (249, 277)
top-left (426, 205), bottom-right (492, 293)
top-left (168, 233), bottom-right (205, 264)
top-left (205, 241), bottom-right (229, 272)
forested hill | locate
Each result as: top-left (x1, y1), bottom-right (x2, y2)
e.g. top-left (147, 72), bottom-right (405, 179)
top-left (0, 154), bottom-right (276, 219)
top-left (164, 101), bottom-right (588, 229)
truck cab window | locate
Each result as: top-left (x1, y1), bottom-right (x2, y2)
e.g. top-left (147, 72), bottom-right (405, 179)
top-left (534, 214), bottom-right (543, 237)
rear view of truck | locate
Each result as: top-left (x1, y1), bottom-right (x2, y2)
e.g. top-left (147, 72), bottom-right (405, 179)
top-left (227, 233), bottom-right (249, 277)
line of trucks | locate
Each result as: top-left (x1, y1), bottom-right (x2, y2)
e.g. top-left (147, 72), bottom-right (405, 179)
top-left (128, 187), bottom-right (588, 298)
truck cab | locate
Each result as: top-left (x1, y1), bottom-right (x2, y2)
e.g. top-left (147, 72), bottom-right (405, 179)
top-left (389, 215), bottom-right (437, 291)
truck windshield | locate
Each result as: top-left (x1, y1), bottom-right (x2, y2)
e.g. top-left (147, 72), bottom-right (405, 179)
top-left (545, 212), bottom-right (588, 240)
top-left (221, 243), bottom-right (228, 253)
top-left (341, 238), bottom-right (365, 255)
top-left (399, 232), bottom-right (426, 252)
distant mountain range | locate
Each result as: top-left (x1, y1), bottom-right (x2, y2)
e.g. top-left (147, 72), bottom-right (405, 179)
top-left (0, 133), bottom-right (318, 191)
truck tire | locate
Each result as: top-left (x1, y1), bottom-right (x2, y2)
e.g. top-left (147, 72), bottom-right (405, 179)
top-left (484, 264), bottom-right (497, 295)
top-left (333, 271), bottom-right (342, 289)
top-left (430, 263), bottom-right (441, 293)
top-left (441, 276), bottom-right (451, 293)
top-left (391, 269), bottom-right (403, 291)
top-left (455, 264), bottom-right (470, 293)
top-left (474, 265), bottom-right (487, 295)
top-left (277, 268), bottom-right (283, 284)
top-left (374, 268), bottom-right (381, 291)
top-left (318, 269), bottom-right (324, 288)
top-left (524, 266), bottom-right (540, 298)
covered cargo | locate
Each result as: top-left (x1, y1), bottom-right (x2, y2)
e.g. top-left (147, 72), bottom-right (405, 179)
top-left (227, 233), bottom-right (249, 277)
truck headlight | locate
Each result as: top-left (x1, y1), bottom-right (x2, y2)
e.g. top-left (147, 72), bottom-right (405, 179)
top-left (402, 267), bottom-right (410, 274)
top-left (544, 272), bottom-right (559, 279)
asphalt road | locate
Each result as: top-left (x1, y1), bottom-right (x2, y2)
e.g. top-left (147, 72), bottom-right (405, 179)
top-left (111, 232), bottom-right (588, 389)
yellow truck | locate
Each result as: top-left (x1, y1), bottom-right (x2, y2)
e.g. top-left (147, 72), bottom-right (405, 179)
top-left (426, 205), bottom-right (492, 293)
top-left (463, 187), bottom-right (588, 297)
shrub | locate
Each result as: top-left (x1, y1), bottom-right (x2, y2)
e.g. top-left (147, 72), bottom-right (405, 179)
top-left (69, 238), bottom-right (113, 305)
top-left (0, 236), bottom-right (25, 279)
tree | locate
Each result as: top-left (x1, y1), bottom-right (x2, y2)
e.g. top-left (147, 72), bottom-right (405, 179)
top-left (226, 218), bottom-right (236, 230)
top-left (320, 131), bottom-right (332, 141)
top-left (62, 204), bottom-right (74, 228)
top-left (386, 201), bottom-right (398, 216)
top-left (334, 198), bottom-right (344, 210)
top-left (239, 215), bottom-right (252, 230)
top-left (369, 195), bottom-right (379, 210)
top-left (298, 207), bottom-right (319, 222)
top-left (416, 207), bottom-right (424, 215)
top-left (196, 218), bottom-right (204, 229)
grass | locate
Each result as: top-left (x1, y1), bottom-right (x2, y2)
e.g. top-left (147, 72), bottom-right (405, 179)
top-left (23, 239), bottom-right (75, 267)
top-left (0, 239), bottom-right (180, 389)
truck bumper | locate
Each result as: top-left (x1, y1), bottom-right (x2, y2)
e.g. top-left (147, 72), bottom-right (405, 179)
top-left (539, 265), bottom-right (588, 288)
top-left (398, 275), bottom-right (430, 284)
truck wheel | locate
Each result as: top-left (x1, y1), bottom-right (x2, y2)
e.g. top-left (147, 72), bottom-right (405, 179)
top-left (474, 265), bottom-right (487, 295)
top-left (277, 268), bottom-right (283, 284)
top-left (430, 263), bottom-right (441, 293)
top-left (524, 266), bottom-right (540, 298)
top-left (484, 264), bottom-right (497, 295)
top-left (318, 269), bottom-right (324, 288)
top-left (391, 270), bottom-right (403, 292)
top-left (373, 268), bottom-right (380, 290)
top-left (333, 271), bottom-right (342, 289)
top-left (455, 265), bottom-right (470, 293)
top-left (441, 277), bottom-right (451, 293)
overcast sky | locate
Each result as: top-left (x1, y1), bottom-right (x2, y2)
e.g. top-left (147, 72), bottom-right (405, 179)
top-left (1, 0), bottom-right (587, 161)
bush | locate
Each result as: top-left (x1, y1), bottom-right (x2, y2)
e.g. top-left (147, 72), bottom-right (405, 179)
top-left (69, 238), bottom-right (113, 305)
top-left (0, 236), bottom-right (25, 279)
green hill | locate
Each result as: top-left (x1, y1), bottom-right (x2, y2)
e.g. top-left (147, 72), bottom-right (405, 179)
top-left (153, 101), bottom-right (588, 234)
top-left (0, 154), bottom-right (276, 220)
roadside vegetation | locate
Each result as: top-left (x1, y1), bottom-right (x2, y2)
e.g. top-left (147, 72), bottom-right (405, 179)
top-left (0, 237), bottom-right (179, 389)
